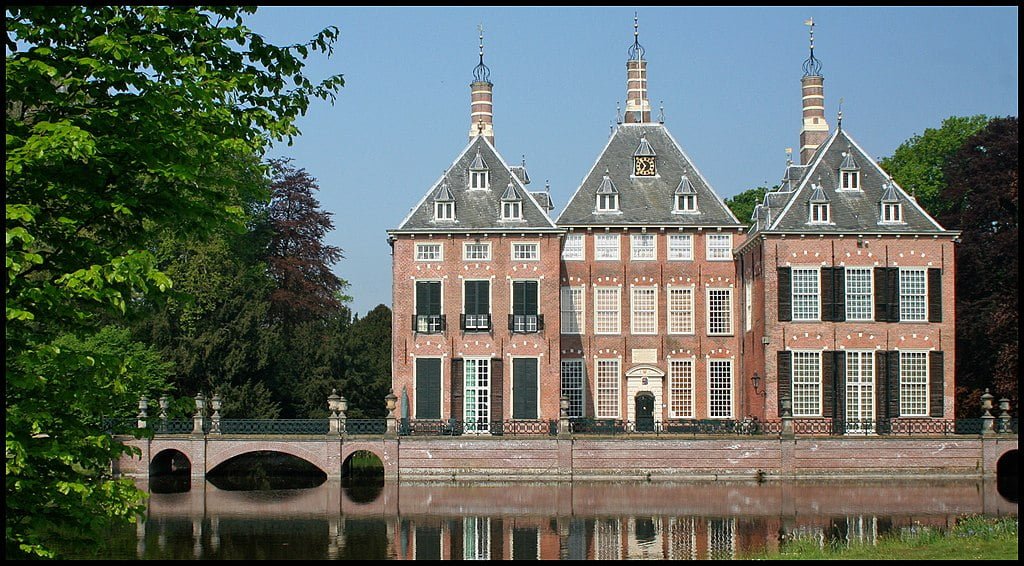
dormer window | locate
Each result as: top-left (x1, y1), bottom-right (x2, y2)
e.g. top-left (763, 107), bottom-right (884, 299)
top-left (810, 202), bottom-right (830, 223)
top-left (500, 180), bottom-right (523, 221)
top-left (839, 148), bottom-right (861, 190)
top-left (595, 169), bottom-right (619, 213)
top-left (673, 175), bottom-right (698, 213)
top-left (469, 150), bottom-right (489, 190)
top-left (633, 135), bottom-right (657, 177)
top-left (879, 181), bottom-right (904, 224)
top-left (434, 201), bottom-right (455, 221)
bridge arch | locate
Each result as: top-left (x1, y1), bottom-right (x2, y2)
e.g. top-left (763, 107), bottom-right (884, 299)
top-left (205, 441), bottom-right (332, 476)
top-left (996, 449), bottom-right (1018, 502)
top-left (150, 448), bottom-right (191, 476)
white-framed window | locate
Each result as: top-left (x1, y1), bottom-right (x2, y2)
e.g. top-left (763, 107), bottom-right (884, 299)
top-left (841, 171), bottom-right (860, 190)
top-left (792, 267), bottom-right (820, 321)
top-left (560, 286), bottom-right (585, 334)
top-left (595, 358), bottom-right (621, 418)
top-left (745, 281), bottom-right (753, 332)
top-left (463, 516), bottom-right (490, 559)
top-left (845, 267), bottom-right (873, 321)
top-left (470, 171), bottom-right (489, 190)
top-left (669, 359), bottom-right (694, 418)
top-left (630, 234), bottom-right (656, 260)
top-left (882, 202), bottom-right (903, 223)
top-left (463, 242), bottom-right (490, 261)
top-left (560, 359), bottom-right (585, 418)
top-left (668, 234), bottom-right (693, 261)
top-left (708, 359), bottom-right (733, 419)
top-left (630, 286), bottom-right (657, 334)
top-left (512, 242), bottom-right (539, 261)
top-left (706, 234), bottom-right (733, 261)
top-left (667, 286), bottom-right (694, 334)
top-left (463, 358), bottom-right (491, 433)
top-left (707, 288), bottom-right (733, 335)
top-left (675, 194), bottom-right (697, 213)
top-left (562, 233), bottom-right (584, 260)
top-left (809, 202), bottom-right (830, 224)
top-left (415, 243), bottom-right (442, 261)
top-left (434, 201), bottom-right (455, 222)
top-left (595, 234), bottom-right (620, 261)
top-left (594, 286), bottom-right (621, 334)
top-left (596, 194), bottom-right (619, 212)
top-left (845, 350), bottom-right (875, 428)
top-left (792, 351), bottom-right (822, 417)
top-left (501, 201), bottom-right (522, 221)
top-left (899, 351), bottom-right (929, 416)
top-left (899, 268), bottom-right (927, 322)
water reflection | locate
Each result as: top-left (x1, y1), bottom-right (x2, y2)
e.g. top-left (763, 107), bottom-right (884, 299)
top-left (94, 480), bottom-right (1016, 560)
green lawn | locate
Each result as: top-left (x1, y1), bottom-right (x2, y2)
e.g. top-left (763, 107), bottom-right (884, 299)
top-left (749, 515), bottom-right (1018, 560)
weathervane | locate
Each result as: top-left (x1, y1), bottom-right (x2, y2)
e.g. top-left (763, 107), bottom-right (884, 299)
top-left (802, 17), bottom-right (822, 77)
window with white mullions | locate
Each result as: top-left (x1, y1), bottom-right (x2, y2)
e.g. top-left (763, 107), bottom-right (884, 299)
top-left (791, 351), bottom-right (822, 417)
top-left (463, 359), bottom-right (490, 433)
top-left (899, 268), bottom-right (927, 321)
top-left (630, 286), bottom-right (657, 334)
top-left (560, 359), bottom-right (585, 418)
top-left (899, 351), bottom-right (928, 416)
top-left (706, 234), bottom-right (733, 261)
top-left (630, 234), bottom-right (656, 260)
top-left (845, 267), bottom-right (873, 321)
top-left (707, 288), bottom-right (732, 335)
top-left (791, 268), bottom-right (820, 321)
top-left (595, 287), bottom-right (621, 334)
top-left (708, 360), bottom-right (733, 418)
top-left (669, 359), bottom-right (694, 418)
top-left (668, 287), bottom-right (694, 334)
top-left (595, 234), bottom-right (620, 261)
top-left (845, 350), bottom-right (874, 432)
top-left (562, 233), bottom-right (584, 260)
top-left (463, 242), bottom-right (490, 261)
top-left (560, 286), bottom-right (584, 334)
top-left (668, 233), bottom-right (693, 261)
top-left (596, 359), bottom-right (620, 418)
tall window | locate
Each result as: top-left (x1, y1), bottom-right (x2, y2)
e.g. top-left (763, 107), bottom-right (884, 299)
top-left (595, 234), bottom-right (620, 260)
top-left (845, 267), bottom-right (873, 321)
top-left (668, 234), bottom-right (693, 261)
top-left (594, 287), bottom-right (621, 334)
top-left (596, 359), bottom-right (620, 418)
top-left (560, 359), bottom-right (585, 418)
top-left (745, 282), bottom-right (752, 332)
top-left (630, 234), bottom-right (656, 260)
top-left (560, 286), bottom-right (584, 334)
top-left (630, 287), bottom-right (657, 334)
top-left (463, 242), bottom-right (490, 261)
top-left (415, 243), bottom-right (442, 261)
top-left (899, 268), bottom-right (927, 321)
top-left (463, 359), bottom-right (491, 433)
top-left (899, 351), bottom-right (929, 416)
top-left (792, 351), bottom-right (822, 417)
top-left (792, 268), bottom-right (820, 321)
top-left (845, 350), bottom-right (875, 430)
top-left (668, 287), bottom-right (694, 334)
top-left (708, 360), bottom-right (733, 418)
top-left (669, 359), bottom-right (694, 418)
top-left (707, 288), bottom-right (732, 335)
top-left (706, 234), bottom-right (733, 261)
top-left (512, 242), bottom-right (539, 261)
top-left (562, 233), bottom-right (584, 260)
top-left (462, 280), bottom-right (490, 331)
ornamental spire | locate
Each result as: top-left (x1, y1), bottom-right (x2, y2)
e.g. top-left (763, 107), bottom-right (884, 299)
top-left (624, 13), bottom-right (651, 123)
top-left (798, 17), bottom-right (828, 164)
top-left (802, 17), bottom-right (822, 77)
top-left (469, 24), bottom-right (495, 145)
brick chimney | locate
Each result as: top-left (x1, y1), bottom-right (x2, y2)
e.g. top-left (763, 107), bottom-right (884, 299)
top-left (799, 18), bottom-right (829, 164)
top-left (624, 14), bottom-right (651, 124)
top-left (469, 27), bottom-right (494, 145)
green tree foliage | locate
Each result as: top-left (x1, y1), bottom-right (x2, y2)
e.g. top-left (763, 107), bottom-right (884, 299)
top-left (338, 305), bottom-right (394, 418)
top-left (879, 115), bottom-right (990, 217)
top-left (725, 186), bottom-right (772, 226)
top-left (934, 118), bottom-right (1018, 416)
top-left (6, 6), bottom-right (342, 557)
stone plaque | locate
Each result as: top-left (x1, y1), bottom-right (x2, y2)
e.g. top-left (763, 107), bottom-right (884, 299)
top-left (631, 349), bottom-right (657, 364)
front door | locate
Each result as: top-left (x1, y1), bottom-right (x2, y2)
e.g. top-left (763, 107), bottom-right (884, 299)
top-left (635, 392), bottom-right (655, 432)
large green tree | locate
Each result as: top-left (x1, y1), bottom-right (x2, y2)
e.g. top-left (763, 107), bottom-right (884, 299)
top-left (879, 115), bottom-right (990, 217)
top-left (935, 117), bottom-right (1018, 416)
top-left (6, 6), bottom-right (342, 557)
top-left (725, 186), bottom-right (772, 227)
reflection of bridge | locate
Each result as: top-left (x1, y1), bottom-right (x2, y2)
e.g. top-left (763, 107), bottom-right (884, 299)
top-left (113, 418), bottom-right (1018, 484)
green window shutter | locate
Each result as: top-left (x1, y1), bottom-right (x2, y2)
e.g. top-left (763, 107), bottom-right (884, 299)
top-left (928, 268), bottom-right (942, 322)
top-left (874, 268), bottom-right (889, 322)
top-left (417, 281), bottom-right (441, 315)
top-left (929, 351), bottom-right (944, 417)
top-left (777, 351), bottom-right (792, 415)
top-left (450, 358), bottom-right (464, 422)
top-left (832, 268), bottom-right (846, 322)
top-left (887, 351), bottom-right (901, 418)
top-left (525, 281), bottom-right (538, 315)
top-left (822, 350), bottom-right (834, 419)
top-left (464, 281), bottom-right (478, 315)
top-left (512, 281), bottom-right (538, 315)
top-left (491, 358), bottom-right (504, 427)
top-left (512, 358), bottom-right (539, 419)
top-left (464, 280), bottom-right (489, 316)
top-left (777, 267), bottom-right (792, 321)
top-left (415, 358), bottom-right (442, 419)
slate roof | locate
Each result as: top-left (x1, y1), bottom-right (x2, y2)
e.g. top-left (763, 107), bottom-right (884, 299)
top-left (392, 136), bottom-right (558, 233)
top-left (747, 128), bottom-right (947, 237)
top-left (557, 123), bottom-right (741, 227)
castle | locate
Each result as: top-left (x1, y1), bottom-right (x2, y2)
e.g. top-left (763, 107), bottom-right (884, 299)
top-left (387, 19), bottom-right (957, 434)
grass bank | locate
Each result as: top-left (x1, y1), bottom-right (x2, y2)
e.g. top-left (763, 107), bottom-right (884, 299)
top-left (749, 515), bottom-right (1017, 560)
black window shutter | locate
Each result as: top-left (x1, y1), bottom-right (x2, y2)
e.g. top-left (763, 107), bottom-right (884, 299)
top-left (513, 358), bottom-right (539, 419)
top-left (464, 281), bottom-right (477, 315)
top-left (778, 267), bottom-right (792, 322)
top-left (415, 526), bottom-right (441, 561)
top-left (777, 351), bottom-right (792, 415)
top-left (512, 281), bottom-right (525, 315)
top-left (886, 269), bottom-right (900, 322)
top-left (415, 358), bottom-right (442, 419)
top-left (833, 268), bottom-right (846, 322)
top-left (874, 267), bottom-right (889, 322)
top-left (416, 281), bottom-right (430, 316)
top-left (451, 359), bottom-right (464, 422)
top-left (491, 358), bottom-right (504, 428)
top-left (449, 519), bottom-right (463, 561)
top-left (928, 268), bottom-right (942, 322)
top-left (821, 350), bottom-right (834, 418)
top-left (526, 281), bottom-right (539, 315)
top-left (887, 351), bottom-right (901, 418)
top-left (875, 352), bottom-right (888, 421)
top-left (821, 268), bottom-right (835, 322)
top-left (929, 351), bottom-right (944, 417)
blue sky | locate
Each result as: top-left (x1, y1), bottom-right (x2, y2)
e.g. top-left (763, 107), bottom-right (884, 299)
top-left (242, 7), bottom-right (1018, 317)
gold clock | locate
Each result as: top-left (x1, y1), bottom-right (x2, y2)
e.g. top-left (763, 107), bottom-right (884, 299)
top-left (634, 156), bottom-right (656, 176)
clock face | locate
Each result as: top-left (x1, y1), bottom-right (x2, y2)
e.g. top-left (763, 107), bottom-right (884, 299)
top-left (634, 156), bottom-right (656, 176)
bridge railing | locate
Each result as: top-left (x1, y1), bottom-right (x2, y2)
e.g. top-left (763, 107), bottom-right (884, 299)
top-left (219, 419), bottom-right (329, 435)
